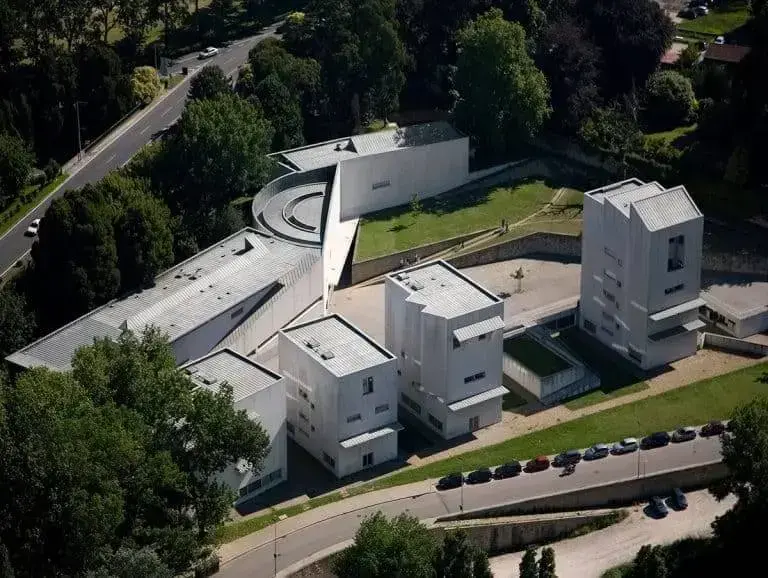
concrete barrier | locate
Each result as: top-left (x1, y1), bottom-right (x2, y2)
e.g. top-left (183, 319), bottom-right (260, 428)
top-left (701, 332), bottom-right (768, 357)
top-left (438, 461), bottom-right (727, 522)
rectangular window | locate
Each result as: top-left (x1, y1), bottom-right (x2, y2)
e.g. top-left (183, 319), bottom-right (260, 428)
top-left (464, 375), bottom-right (474, 384)
top-left (245, 479), bottom-right (262, 495)
top-left (478, 333), bottom-right (487, 341)
top-left (372, 180), bottom-right (391, 190)
top-left (603, 290), bottom-right (616, 303)
top-left (266, 468), bottom-right (282, 484)
top-left (230, 307), bottom-right (244, 319)
top-left (363, 377), bottom-right (374, 395)
top-left (474, 371), bottom-right (486, 380)
top-left (604, 246), bottom-right (616, 259)
top-left (375, 403), bottom-right (390, 414)
top-left (401, 393), bottom-right (422, 415)
top-left (299, 411), bottom-right (309, 422)
top-left (362, 452), bottom-right (374, 467)
top-left (346, 413), bottom-right (362, 423)
top-left (323, 452), bottom-right (336, 468)
top-left (428, 413), bottom-right (444, 431)
top-left (664, 283), bottom-right (685, 295)
top-left (668, 235), bottom-right (685, 271)
top-left (602, 311), bottom-right (613, 322)
top-left (628, 346), bottom-right (643, 363)
top-left (286, 421), bottom-right (295, 435)
top-left (299, 389), bottom-right (309, 400)
top-left (601, 325), bottom-right (614, 337)
top-left (584, 319), bottom-right (597, 334)
top-left (298, 427), bottom-right (309, 437)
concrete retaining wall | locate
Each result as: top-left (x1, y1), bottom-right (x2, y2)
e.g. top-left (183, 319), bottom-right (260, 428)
top-left (439, 461), bottom-right (727, 522)
top-left (448, 232), bottom-right (582, 269)
top-left (701, 332), bottom-right (768, 357)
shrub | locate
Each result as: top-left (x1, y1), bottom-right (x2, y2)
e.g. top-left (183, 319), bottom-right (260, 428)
top-left (43, 159), bottom-right (61, 183)
top-left (643, 70), bottom-right (697, 130)
top-left (131, 66), bottom-right (162, 106)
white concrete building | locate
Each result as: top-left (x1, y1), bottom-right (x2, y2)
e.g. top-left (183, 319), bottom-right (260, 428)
top-left (385, 260), bottom-right (507, 439)
top-left (278, 314), bottom-right (401, 478)
top-left (181, 348), bottom-right (287, 504)
top-left (7, 228), bottom-right (321, 371)
top-left (580, 179), bottom-right (705, 370)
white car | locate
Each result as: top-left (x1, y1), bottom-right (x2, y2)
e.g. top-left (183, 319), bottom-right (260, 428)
top-left (198, 46), bottom-right (219, 60)
top-left (25, 218), bottom-right (41, 237)
top-left (693, 6), bottom-right (709, 16)
top-left (714, 36), bottom-right (725, 45)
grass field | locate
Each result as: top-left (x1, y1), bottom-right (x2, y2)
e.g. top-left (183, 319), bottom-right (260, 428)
top-left (0, 174), bottom-right (69, 238)
top-left (676, 1), bottom-right (749, 36)
top-left (644, 124), bottom-right (698, 147)
top-left (218, 360), bottom-right (768, 545)
top-left (504, 335), bottom-right (571, 377)
top-left (355, 178), bottom-right (559, 260)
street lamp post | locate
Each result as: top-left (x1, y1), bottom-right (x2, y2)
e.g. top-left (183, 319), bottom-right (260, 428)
top-left (73, 101), bottom-right (85, 161)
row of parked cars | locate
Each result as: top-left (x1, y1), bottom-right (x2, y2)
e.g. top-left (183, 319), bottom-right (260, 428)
top-left (436, 420), bottom-right (728, 490)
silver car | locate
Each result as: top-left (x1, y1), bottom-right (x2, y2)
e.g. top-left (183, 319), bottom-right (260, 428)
top-left (672, 426), bottom-right (697, 443)
top-left (584, 443), bottom-right (611, 460)
top-left (612, 437), bottom-right (639, 455)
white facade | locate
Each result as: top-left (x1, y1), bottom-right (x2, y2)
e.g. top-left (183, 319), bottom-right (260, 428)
top-left (278, 314), bottom-right (401, 478)
top-left (181, 348), bottom-right (287, 504)
top-left (580, 179), bottom-right (705, 370)
top-left (385, 260), bottom-right (506, 439)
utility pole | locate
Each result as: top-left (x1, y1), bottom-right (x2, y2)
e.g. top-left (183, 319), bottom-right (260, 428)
top-left (74, 101), bottom-right (84, 161)
top-left (273, 521), bottom-right (279, 577)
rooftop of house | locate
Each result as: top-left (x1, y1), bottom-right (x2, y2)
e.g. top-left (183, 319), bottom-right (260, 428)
top-left (704, 43), bottom-right (751, 64)
top-left (274, 121), bottom-right (464, 172)
top-left (280, 314), bottom-right (394, 377)
top-left (587, 179), bottom-right (702, 231)
top-left (181, 348), bottom-right (282, 402)
top-left (387, 260), bottom-right (500, 318)
top-left (7, 228), bottom-right (320, 371)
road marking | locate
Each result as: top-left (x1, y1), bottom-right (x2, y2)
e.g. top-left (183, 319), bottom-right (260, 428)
top-left (224, 57), bottom-right (235, 67)
top-left (0, 249), bottom-right (31, 280)
top-left (102, 154), bottom-right (116, 167)
top-left (140, 125), bottom-right (151, 135)
top-left (160, 106), bottom-right (172, 118)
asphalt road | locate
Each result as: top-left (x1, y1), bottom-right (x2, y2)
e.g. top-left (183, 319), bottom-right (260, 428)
top-left (218, 436), bottom-right (722, 577)
top-left (0, 25), bottom-right (279, 277)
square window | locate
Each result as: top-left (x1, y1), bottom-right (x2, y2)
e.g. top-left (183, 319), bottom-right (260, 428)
top-left (362, 452), bottom-right (374, 467)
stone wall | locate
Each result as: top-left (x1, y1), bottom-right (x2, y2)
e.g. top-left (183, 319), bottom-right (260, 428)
top-left (701, 332), bottom-right (768, 357)
top-left (448, 232), bottom-right (582, 269)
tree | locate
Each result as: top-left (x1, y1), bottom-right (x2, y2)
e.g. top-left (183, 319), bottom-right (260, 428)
top-left (643, 70), bottom-right (696, 130)
top-left (332, 512), bottom-right (438, 578)
top-left (0, 132), bottom-right (33, 209)
top-left (453, 9), bottom-right (551, 156)
top-left (253, 74), bottom-right (305, 150)
top-left (520, 548), bottom-right (538, 578)
top-left (629, 545), bottom-right (668, 578)
top-left (0, 329), bottom-right (270, 575)
top-left (132, 66), bottom-right (162, 105)
top-left (434, 530), bottom-right (492, 578)
top-left (580, 104), bottom-right (642, 160)
top-left (164, 93), bottom-right (273, 222)
top-left (0, 287), bottom-right (36, 359)
top-left (538, 546), bottom-right (556, 578)
top-left (188, 65), bottom-right (231, 101)
top-left (677, 44), bottom-right (701, 73)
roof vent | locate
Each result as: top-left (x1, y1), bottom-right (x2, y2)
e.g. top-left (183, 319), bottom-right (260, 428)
top-left (119, 320), bottom-right (128, 331)
top-left (185, 367), bottom-right (199, 375)
top-left (175, 274), bottom-right (182, 279)
top-left (320, 350), bottom-right (335, 360)
top-left (304, 337), bottom-right (320, 349)
top-left (410, 281), bottom-right (424, 291)
top-left (189, 275), bottom-right (197, 280)
top-left (334, 142), bottom-right (343, 151)
top-left (244, 237), bottom-right (255, 252)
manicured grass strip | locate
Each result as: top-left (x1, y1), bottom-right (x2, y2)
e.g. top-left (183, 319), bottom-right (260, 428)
top-left (218, 361), bottom-right (767, 545)
top-left (644, 125), bottom-right (697, 146)
top-left (357, 361), bottom-right (768, 491)
top-left (355, 178), bottom-right (557, 260)
top-left (564, 381), bottom-right (649, 411)
top-left (0, 174), bottom-right (69, 237)
top-left (676, 1), bottom-right (749, 36)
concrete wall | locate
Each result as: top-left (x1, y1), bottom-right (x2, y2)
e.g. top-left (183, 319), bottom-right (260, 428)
top-left (440, 461), bottom-right (727, 522)
top-left (448, 232), bottom-right (582, 270)
top-left (701, 332), bottom-right (768, 357)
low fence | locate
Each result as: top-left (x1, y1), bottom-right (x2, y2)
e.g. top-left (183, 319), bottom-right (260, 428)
top-left (700, 332), bottom-right (768, 357)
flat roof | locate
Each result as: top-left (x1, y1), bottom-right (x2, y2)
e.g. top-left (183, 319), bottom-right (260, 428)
top-left (387, 260), bottom-right (500, 318)
top-left (181, 348), bottom-right (282, 402)
top-left (587, 179), bottom-right (701, 230)
top-left (8, 228), bottom-right (320, 370)
top-left (275, 122), bottom-right (464, 172)
top-left (701, 273), bottom-right (768, 320)
top-left (281, 314), bottom-right (394, 376)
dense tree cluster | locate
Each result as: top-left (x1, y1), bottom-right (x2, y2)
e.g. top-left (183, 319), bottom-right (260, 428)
top-left (0, 329), bottom-right (270, 576)
top-left (332, 512), bottom-right (492, 578)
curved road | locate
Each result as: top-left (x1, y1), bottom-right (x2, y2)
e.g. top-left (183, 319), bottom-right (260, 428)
top-left (0, 26), bottom-right (279, 277)
top-left (218, 436), bottom-right (722, 577)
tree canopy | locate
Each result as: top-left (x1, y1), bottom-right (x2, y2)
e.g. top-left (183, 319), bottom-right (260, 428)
top-left (643, 70), bottom-right (696, 130)
top-left (0, 132), bottom-right (34, 209)
top-left (189, 65), bottom-right (232, 101)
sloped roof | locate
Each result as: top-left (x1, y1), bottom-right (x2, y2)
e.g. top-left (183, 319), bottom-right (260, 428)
top-left (631, 186), bottom-right (702, 231)
top-left (704, 44), bottom-right (751, 64)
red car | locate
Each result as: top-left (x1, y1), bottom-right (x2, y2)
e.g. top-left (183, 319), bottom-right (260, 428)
top-left (525, 455), bottom-right (550, 473)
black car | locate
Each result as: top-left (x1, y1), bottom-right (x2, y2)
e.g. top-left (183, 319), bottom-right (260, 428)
top-left (466, 467), bottom-right (493, 484)
top-left (701, 420), bottom-right (726, 437)
top-left (553, 449), bottom-right (583, 466)
top-left (650, 496), bottom-right (669, 517)
top-left (642, 431), bottom-right (671, 449)
top-left (437, 472), bottom-right (464, 490)
top-left (494, 461), bottom-right (522, 479)
top-left (671, 488), bottom-right (688, 510)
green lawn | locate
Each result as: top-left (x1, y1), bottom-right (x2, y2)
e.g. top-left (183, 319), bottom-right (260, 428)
top-left (355, 178), bottom-right (558, 260)
top-left (218, 361), bottom-right (768, 545)
top-left (504, 335), bottom-right (572, 377)
top-left (644, 124), bottom-right (697, 147)
top-left (677, 1), bottom-right (749, 36)
top-left (553, 328), bottom-right (650, 410)
top-left (0, 174), bottom-right (69, 237)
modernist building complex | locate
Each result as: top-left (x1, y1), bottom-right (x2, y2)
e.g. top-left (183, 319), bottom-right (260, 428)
top-left (579, 178), bottom-right (705, 370)
top-left (385, 260), bottom-right (507, 439)
top-left (181, 349), bottom-right (287, 504)
top-left (279, 314), bottom-right (402, 478)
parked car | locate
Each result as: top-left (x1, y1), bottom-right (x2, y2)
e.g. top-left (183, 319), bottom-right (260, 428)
top-left (650, 496), bottom-right (669, 517)
top-left (525, 456), bottom-right (550, 472)
top-left (25, 218), bottom-right (41, 237)
top-left (198, 46), bottom-right (219, 59)
top-left (642, 431), bottom-right (671, 449)
top-left (688, 0), bottom-right (708, 7)
top-left (466, 467), bottom-right (493, 484)
top-left (715, 35), bottom-right (725, 45)
top-left (612, 437), bottom-right (639, 455)
top-left (553, 449), bottom-right (583, 467)
top-left (584, 443), bottom-right (611, 461)
top-left (437, 472), bottom-right (463, 490)
top-left (701, 420), bottom-right (726, 437)
top-left (672, 426), bottom-right (697, 443)
top-left (693, 5), bottom-right (709, 16)
top-left (679, 8), bottom-right (697, 18)
top-left (671, 488), bottom-right (688, 510)
top-left (494, 461), bottom-right (522, 479)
